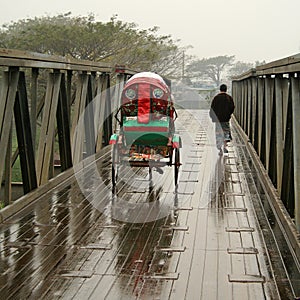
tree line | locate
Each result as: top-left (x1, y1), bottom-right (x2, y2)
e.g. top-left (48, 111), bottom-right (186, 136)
top-left (0, 12), bottom-right (263, 86)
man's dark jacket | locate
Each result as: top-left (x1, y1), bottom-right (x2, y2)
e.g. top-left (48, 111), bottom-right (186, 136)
top-left (209, 92), bottom-right (235, 122)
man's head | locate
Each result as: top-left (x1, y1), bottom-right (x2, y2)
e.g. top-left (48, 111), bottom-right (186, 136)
top-left (220, 84), bottom-right (227, 92)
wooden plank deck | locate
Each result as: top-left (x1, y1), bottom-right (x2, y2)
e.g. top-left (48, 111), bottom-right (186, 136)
top-left (0, 110), bottom-right (298, 299)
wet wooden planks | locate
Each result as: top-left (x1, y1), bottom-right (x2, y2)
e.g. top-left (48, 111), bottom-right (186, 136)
top-left (168, 145), bottom-right (276, 300)
top-left (0, 110), bottom-right (290, 299)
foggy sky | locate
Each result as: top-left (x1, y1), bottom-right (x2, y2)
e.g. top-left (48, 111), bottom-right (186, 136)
top-left (1, 0), bottom-right (299, 64)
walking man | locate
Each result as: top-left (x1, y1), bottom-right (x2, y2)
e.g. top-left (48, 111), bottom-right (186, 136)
top-left (209, 84), bottom-right (235, 155)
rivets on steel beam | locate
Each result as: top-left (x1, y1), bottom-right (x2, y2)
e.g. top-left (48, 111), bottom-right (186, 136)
top-left (224, 192), bottom-right (245, 196)
top-left (59, 270), bottom-right (93, 278)
top-left (176, 192), bottom-right (195, 195)
top-left (225, 227), bottom-right (255, 232)
top-left (161, 225), bottom-right (189, 231)
top-left (174, 207), bottom-right (193, 211)
top-left (179, 180), bottom-right (199, 183)
top-left (155, 246), bottom-right (186, 252)
top-left (224, 207), bottom-right (248, 212)
top-left (227, 247), bottom-right (258, 254)
top-left (80, 243), bottom-right (112, 250)
top-left (145, 272), bottom-right (179, 280)
top-left (228, 274), bottom-right (265, 283)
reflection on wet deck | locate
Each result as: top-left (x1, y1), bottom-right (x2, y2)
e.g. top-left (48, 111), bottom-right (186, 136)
top-left (0, 110), bottom-right (298, 299)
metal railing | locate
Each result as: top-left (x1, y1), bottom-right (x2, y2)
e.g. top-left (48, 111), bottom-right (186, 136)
top-left (232, 53), bottom-right (300, 231)
top-left (0, 49), bottom-right (132, 205)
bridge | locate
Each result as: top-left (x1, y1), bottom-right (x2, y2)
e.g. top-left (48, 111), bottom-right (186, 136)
top-left (0, 49), bottom-right (299, 299)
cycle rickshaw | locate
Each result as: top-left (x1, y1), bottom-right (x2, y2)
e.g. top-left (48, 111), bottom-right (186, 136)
top-left (109, 72), bottom-right (181, 186)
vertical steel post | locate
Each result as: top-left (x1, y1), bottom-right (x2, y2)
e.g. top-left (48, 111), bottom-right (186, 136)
top-left (291, 77), bottom-right (300, 231)
top-left (56, 73), bottom-right (72, 171)
top-left (31, 68), bottom-right (39, 153)
top-left (71, 73), bottom-right (89, 164)
top-left (247, 79), bottom-right (252, 138)
top-left (281, 79), bottom-right (294, 216)
top-left (251, 77), bottom-right (257, 145)
top-left (257, 78), bottom-right (264, 158)
top-left (84, 75), bottom-right (96, 156)
top-left (4, 126), bottom-right (12, 205)
top-left (264, 77), bottom-right (274, 172)
top-left (0, 68), bottom-right (19, 190)
top-left (274, 77), bottom-right (287, 194)
top-left (36, 72), bottom-right (61, 185)
top-left (14, 71), bottom-right (37, 194)
top-left (113, 73), bottom-right (126, 132)
top-left (103, 73), bottom-right (112, 146)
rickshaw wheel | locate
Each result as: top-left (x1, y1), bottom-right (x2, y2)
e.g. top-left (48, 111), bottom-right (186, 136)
top-left (112, 144), bottom-right (119, 186)
top-left (174, 148), bottom-right (180, 186)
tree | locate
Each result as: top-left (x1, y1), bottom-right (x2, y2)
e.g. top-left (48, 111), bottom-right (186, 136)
top-left (228, 61), bottom-right (254, 78)
top-left (186, 55), bottom-right (235, 87)
top-left (255, 60), bottom-right (266, 67)
top-left (0, 13), bottom-right (184, 77)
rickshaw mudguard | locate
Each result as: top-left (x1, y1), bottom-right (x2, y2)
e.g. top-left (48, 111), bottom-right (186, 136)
top-left (109, 133), bottom-right (118, 145)
top-left (172, 134), bottom-right (182, 148)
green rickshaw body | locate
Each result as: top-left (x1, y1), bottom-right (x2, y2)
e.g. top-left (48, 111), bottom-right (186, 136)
top-left (122, 116), bottom-right (170, 146)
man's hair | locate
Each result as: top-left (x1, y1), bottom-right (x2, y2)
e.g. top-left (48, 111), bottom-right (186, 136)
top-left (220, 84), bottom-right (227, 92)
